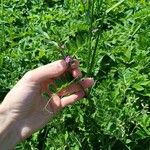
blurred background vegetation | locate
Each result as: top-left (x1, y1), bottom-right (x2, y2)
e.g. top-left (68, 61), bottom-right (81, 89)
top-left (0, 0), bottom-right (150, 149)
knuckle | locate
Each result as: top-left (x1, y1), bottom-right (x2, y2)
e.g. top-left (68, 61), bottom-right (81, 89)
top-left (75, 59), bottom-right (79, 66)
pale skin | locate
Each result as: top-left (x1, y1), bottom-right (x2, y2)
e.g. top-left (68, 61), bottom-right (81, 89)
top-left (0, 59), bottom-right (94, 150)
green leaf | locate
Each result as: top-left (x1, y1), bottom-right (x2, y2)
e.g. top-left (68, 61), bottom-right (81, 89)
top-left (48, 84), bottom-right (56, 93)
top-left (132, 84), bottom-right (144, 91)
top-left (106, 0), bottom-right (125, 14)
top-left (126, 139), bottom-right (132, 144)
top-left (0, 55), bottom-right (3, 67)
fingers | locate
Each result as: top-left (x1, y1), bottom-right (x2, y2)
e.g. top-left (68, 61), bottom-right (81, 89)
top-left (60, 90), bottom-right (85, 108)
top-left (44, 90), bottom-right (85, 114)
top-left (48, 94), bottom-right (61, 113)
top-left (58, 78), bottom-right (94, 97)
top-left (72, 69), bottom-right (82, 78)
top-left (23, 59), bottom-right (81, 83)
top-left (70, 59), bottom-right (79, 69)
top-left (43, 78), bottom-right (94, 114)
top-left (23, 60), bottom-right (68, 83)
top-left (69, 59), bottom-right (82, 78)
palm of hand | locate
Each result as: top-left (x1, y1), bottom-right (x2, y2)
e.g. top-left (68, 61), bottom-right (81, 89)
top-left (2, 81), bottom-right (46, 139)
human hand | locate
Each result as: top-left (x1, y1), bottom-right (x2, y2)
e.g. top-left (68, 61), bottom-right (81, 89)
top-left (0, 60), bottom-right (94, 149)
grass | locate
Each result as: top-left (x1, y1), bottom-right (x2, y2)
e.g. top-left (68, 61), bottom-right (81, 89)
top-left (0, 0), bottom-right (150, 149)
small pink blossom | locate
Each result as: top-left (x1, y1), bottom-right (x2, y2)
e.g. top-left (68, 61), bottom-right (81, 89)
top-left (65, 56), bottom-right (73, 64)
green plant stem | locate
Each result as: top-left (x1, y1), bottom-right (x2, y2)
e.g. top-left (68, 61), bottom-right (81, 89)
top-left (87, 0), bottom-right (95, 74)
top-left (106, 0), bottom-right (125, 14)
top-left (87, 0), bottom-right (104, 76)
top-left (88, 13), bottom-right (105, 76)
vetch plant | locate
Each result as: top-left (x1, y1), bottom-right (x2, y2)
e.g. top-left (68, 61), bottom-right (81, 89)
top-left (1, 0), bottom-right (150, 149)
top-left (41, 40), bottom-right (88, 114)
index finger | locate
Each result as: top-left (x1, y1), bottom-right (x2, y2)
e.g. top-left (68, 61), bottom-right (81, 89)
top-left (23, 60), bottom-right (68, 83)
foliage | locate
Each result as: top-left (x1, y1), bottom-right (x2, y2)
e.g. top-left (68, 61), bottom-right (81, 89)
top-left (0, 0), bottom-right (150, 149)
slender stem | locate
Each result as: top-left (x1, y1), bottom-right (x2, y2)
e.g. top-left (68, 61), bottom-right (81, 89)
top-left (87, 0), bottom-right (95, 75)
top-left (88, 0), bottom-right (125, 75)
top-left (88, 0), bottom-right (124, 75)
top-left (88, 12), bottom-right (105, 75)
top-left (87, 0), bottom-right (104, 76)
top-left (97, 0), bottom-right (103, 13)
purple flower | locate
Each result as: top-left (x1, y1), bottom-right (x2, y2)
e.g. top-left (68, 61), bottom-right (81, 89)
top-left (64, 56), bottom-right (73, 64)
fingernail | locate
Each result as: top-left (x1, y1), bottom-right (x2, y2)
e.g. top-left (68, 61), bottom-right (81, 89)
top-left (88, 77), bottom-right (94, 80)
top-left (88, 77), bottom-right (94, 84)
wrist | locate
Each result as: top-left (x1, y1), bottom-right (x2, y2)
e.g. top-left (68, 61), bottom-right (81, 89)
top-left (0, 105), bottom-right (20, 150)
